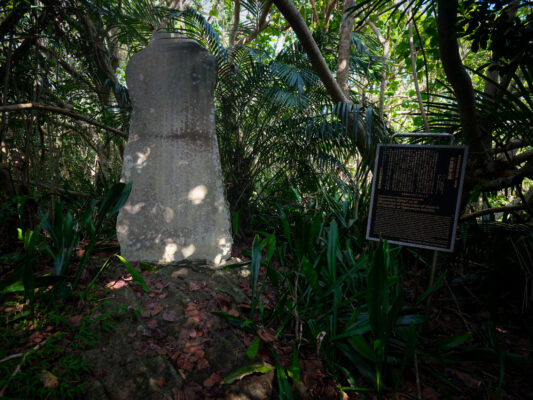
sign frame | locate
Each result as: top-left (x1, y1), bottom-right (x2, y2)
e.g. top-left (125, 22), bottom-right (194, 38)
top-left (366, 143), bottom-right (468, 252)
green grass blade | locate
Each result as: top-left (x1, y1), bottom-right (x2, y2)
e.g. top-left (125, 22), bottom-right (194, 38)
top-left (116, 255), bottom-right (149, 293)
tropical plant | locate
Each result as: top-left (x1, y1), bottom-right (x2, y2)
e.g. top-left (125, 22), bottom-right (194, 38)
top-left (217, 177), bottom-right (428, 396)
top-left (0, 182), bottom-right (133, 308)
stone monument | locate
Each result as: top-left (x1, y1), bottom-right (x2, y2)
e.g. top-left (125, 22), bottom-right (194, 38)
top-left (117, 31), bottom-right (232, 264)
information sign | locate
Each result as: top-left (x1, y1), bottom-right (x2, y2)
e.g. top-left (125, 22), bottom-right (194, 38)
top-left (366, 144), bottom-right (468, 252)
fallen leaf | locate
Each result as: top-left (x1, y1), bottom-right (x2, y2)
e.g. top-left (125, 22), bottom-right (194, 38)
top-left (155, 377), bottom-right (166, 387)
top-left (151, 304), bottom-right (163, 316)
top-left (196, 357), bottom-right (209, 370)
top-left (146, 319), bottom-right (158, 329)
top-left (188, 281), bottom-right (204, 291)
top-left (29, 331), bottom-right (44, 344)
top-left (69, 315), bottom-right (83, 326)
top-left (227, 305), bottom-right (240, 317)
top-left (177, 357), bottom-right (194, 372)
top-left (154, 281), bottom-right (170, 290)
top-left (162, 310), bottom-right (178, 322)
top-left (106, 279), bottom-right (127, 289)
top-left (183, 382), bottom-right (202, 400)
top-left (142, 329), bottom-right (153, 337)
top-left (203, 372), bottom-right (222, 387)
top-left (41, 370), bottom-right (59, 389)
top-left (257, 327), bottom-right (277, 343)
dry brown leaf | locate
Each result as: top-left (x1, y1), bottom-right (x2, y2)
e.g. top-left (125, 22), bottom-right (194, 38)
top-left (257, 327), bottom-right (277, 343)
top-left (41, 370), bottom-right (59, 389)
top-left (162, 310), bottom-right (178, 322)
top-left (196, 357), bottom-right (209, 370)
top-left (188, 281), bottom-right (204, 291)
top-left (146, 319), bottom-right (158, 329)
top-left (203, 372), bottom-right (222, 387)
top-left (68, 315), bottom-right (83, 326)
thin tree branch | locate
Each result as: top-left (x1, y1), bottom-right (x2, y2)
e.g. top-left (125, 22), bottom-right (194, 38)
top-left (0, 103), bottom-right (127, 138)
top-left (460, 203), bottom-right (530, 220)
top-left (336, 0), bottom-right (355, 98)
top-left (409, 7), bottom-right (429, 131)
top-left (480, 161), bottom-right (533, 192)
top-left (309, 0), bottom-right (320, 26)
top-left (229, 0), bottom-right (241, 46)
top-left (323, 0), bottom-right (339, 32)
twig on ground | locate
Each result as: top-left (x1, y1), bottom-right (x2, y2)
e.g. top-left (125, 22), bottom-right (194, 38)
top-left (0, 338), bottom-right (49, 397)
top-left (445, 278), bottom-right (472, 332)
top-left (0, 353), bottom-right (24, 363)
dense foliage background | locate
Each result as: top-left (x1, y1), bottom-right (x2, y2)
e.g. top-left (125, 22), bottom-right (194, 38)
top-left (0, 0), bottom-right (532, 398)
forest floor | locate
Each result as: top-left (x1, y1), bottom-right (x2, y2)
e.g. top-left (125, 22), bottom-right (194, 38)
top-left (1, 241), bottom-right (532, 399)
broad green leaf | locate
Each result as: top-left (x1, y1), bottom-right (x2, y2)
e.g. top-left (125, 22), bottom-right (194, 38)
top-left (327, 220), bottom-right (338, 279)
top-left (276, 367), bottom-right (294, 400)
top-left (301, 256), bottom-right (318, 292)
top-left (223, 364), bottom-right (275, 384)
top-left (287, 344), bottom-right (300, 385)
top-left (251, 235), bottom-right (262, 302)
top-left (116, 255), bottom-right (149, 292)
top-left (348, 335), bottom-right (375, 362)
top-left (431, 332), bottom-right (472, 351)
top-left (247, 337), bottom-right (260, 359)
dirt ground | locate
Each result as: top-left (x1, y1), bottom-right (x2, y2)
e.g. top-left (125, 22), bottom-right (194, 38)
top-left (82, 260), bottom-right (274, 400)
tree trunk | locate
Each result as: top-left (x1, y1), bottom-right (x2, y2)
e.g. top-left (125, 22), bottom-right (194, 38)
top-left (336, 0), bottom-right (356, 98)
top-left (229, 0), bottom-right (241, 46)
top-left (367, 21), bottom-right (390, 120)
top-left (272, 0), bottom-right (369, 157)
top-left (409, 8), bottom-right (430, 131)
top-left (437, 0), bottom-right (487, 168)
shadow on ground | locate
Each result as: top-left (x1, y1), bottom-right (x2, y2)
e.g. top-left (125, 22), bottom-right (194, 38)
top-left (83, 261), bottom-right (273, 400)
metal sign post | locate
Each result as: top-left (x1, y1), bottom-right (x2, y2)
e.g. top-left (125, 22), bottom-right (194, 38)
top-left (366, 133), bottom-right (468, 303)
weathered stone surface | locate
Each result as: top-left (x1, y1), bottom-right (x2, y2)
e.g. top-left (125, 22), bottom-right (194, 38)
top-left (117, 31), bottom-right (232, 264)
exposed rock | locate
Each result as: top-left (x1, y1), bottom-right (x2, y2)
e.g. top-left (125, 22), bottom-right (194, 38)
top-left (225, 370), bottom-right (275, 400)
top-left (117, 31), bottom-right (232, 265)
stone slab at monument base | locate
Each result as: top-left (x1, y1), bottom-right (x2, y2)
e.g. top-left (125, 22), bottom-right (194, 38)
top-left (116, 31), bottom-right (232, 265)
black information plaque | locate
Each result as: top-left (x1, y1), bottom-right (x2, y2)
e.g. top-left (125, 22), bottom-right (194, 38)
top-left (366, 144), bottom-right (468, 252)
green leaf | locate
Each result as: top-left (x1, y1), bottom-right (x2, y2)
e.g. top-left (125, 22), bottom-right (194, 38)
top-left (431, 332), bottom-right (472, 351)
top-left (302, 256), bottom-right (318, 292)
top-left (247, 337), bottom-right (260, 359)
top-left (287, 344), bottom-right (300, 385)
top-left (348, 335), bottom-right (375, 362)
top-left (276, 367), bottom-right (294, 400)
top-left (140, 262), bottom-right (156, 271)
top-left (251, 235), bottom-right (262, 303)
top-left (223, 364), bottom-right (275, 384)
top-left (367, 241), bottom-right (389, 341)
top-left (116, 255), bottom-right (149, 292)
top-left (415, 271), bottom-right (446, 305)
top-left (327, 220), bottom-right (338, 279)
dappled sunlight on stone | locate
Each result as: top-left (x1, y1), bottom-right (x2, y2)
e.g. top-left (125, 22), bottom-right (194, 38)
top-left (124, 202), bottom-right (145, 214)
top-left (135, 147), bottom-right (150, 168)
top-left (187, 185), bottom-right (208, 205)
top-left (181, 244), bottom-right (196, 258)
top-left (162, 241), bottom-right (178, 262)
top-left (116, 32), bottom-right (232, 264)
top-left (213, 253), bottom-right (223, 265)
top-left (163, 206), bottom-right (174, 223)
